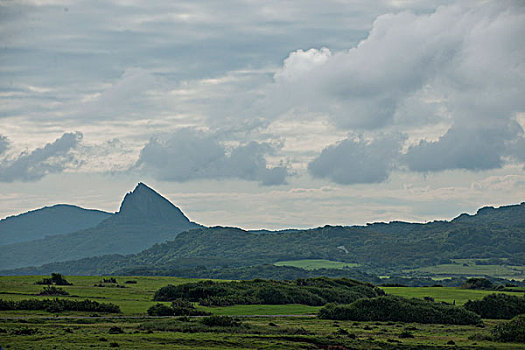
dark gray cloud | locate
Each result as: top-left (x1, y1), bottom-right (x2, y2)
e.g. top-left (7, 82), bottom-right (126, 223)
top-left (308, 134), bottom-right (405, 184)
top-left (137, 129), bottom-right (288, 185)
top-left (405, 125), bottom-right (517, 172)
top-left (0, 132), bottom-right (82, 182)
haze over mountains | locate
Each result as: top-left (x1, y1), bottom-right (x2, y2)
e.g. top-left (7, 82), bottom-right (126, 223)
top-left (0, 183), bottom-right (523, 279)
top-left (0, 183), bottom-right (200, 269)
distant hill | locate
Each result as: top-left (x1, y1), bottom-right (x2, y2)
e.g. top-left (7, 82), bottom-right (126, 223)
top-left (5, 201), bottom-right (523, 276)
top-left (0, 183), bottom-right (201, 269)
top-left (0, 204), bottom-right (111, 246)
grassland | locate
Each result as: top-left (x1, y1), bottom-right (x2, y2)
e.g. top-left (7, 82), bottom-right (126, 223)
top-left (380, 287), bottom-right (524, 306)
top-left (403, 259), bottom-right (525, 280)
top-left (1, 275), bottom-right (525, 349)
top-left (274, 259), bottom-right (360, 270)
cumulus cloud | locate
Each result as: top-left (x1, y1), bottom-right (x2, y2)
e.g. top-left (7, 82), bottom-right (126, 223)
top-left (137, 129), bottom-right (288, 185)
top-left (308, 134), bottom-right (405, 184)
top-left (405, 125), bottom-right (520, 172)
top-left (0, 136), bottom-right (9, 156)
top-left (0, 132), bottom-right (82, 182)
top-left (271, 1), bottom-right (525, 176)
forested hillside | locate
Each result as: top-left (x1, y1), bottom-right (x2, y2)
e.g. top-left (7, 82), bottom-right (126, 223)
top-left (4, 202), bottom-right (523, 277)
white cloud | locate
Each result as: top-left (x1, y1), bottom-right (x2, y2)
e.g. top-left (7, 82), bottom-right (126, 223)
top-left (0, 132), bottom-right (82, 182)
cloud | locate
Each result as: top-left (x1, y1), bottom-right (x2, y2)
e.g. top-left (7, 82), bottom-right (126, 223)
top-left (405, 124), bottom-right (519, 172)
top-left (0, 136), bottom-right (9, 156)
top-left (308, 133), bottom-right (405, 184)
top-left (137, 129), bottom-right (288, 185)
top-left (269, 1), bottom-right (525, 175)
top-left (0, 132), bottom-right (82, 182)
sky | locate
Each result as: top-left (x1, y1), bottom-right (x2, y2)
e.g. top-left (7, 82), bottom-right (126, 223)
top-left (0, 0), bottom-right (524, 229)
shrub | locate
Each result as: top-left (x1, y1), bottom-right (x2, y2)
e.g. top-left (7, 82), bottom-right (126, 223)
top-left (38, 286), bottom-right (69, 296)
top-left (464, 294), bottom-right (525, 319)
top-left (147, 300), bottom-right (211, 317)
top-left (461, 278), bottom-right (495, 290)
top-left (108, 326), bottom-right (124, 334)
top-left (200, 316), bottom-right (242, 327)
top-left (124, 280), bottom-right (137, 284)
top-left (147, 304), bottom-right (174, 316)
top-left (153, 277), bottom-right (383, 307)
top-left (399, 330), bottom-right (414, 338)
top-left (12, 327), bottom-right (38, 335)
top-left (318, 296), bottom-right (482, 325)
top-left (0, 298), bottom-right (120, 313)
top-left (491, 314), bottom-right (525, 342)
top-left (35, 273), bottom-right (72, 286)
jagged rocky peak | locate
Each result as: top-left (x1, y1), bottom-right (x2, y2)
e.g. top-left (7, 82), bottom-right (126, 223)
top-left (117, 183), bottom-right (190, 224)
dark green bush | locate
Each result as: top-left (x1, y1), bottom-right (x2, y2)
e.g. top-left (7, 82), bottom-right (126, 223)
top-left (461, 278), bottom-right (495, 290)
top-left (0, 298), bottom-right (120, 313)
top-left (153, 277), bottom-right (383, 307)
top-left (38, 286), bottom-right (69, 296)
top-left (108, 326), bottom-right (124, 334)
top-left (491, 314), bottom-right (525, 342)
top-left (318, 296), bottom-right (482, 325)
top-left (464, 294), bottom-right (525, 319)
top-left (200, 316), bottom-right (242, 327)
top-left (36, 273), bottom-right (72, 286)
top-left (147, 300), bottom-right (211, 316)
top-left (147, 303), bottom-right (174, 316)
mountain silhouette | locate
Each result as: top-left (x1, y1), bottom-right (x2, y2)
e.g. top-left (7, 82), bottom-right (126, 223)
top-left (0, 204), bottom-right (110, 246)
top-left (0, 183), bottom-right (200, 269)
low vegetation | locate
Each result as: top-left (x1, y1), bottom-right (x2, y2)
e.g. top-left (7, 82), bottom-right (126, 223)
top-left (35, 273), bottom-right (72, 286)
top-left (0, 298), bottom-right (121, 313)
top-left (464, 293), bottom-right (525, 319)
top-left (318, 295), bottom-right (482, 325)
top-left (147, 299), bottom-right (211, 316)
top-left (38, 286), bottom-right (69, 296)
top-left (491, 314), bottom-right (525, 343)
top-left (153, 277), bottom-right (384, 306)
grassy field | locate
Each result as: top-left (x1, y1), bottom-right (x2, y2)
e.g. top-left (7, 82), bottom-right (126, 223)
top-left (0, 275), bottom-right (321, 316)
top-left (1, 275), bottom-right (525, 349)
top-left (274, 259), bottom-right (360, 270)
top-left (403, 260), bottom-right (525, 280)
top-left (380, 286), bottom-right (524, 306)
top-left (1, 315), bottom-right (523, 349)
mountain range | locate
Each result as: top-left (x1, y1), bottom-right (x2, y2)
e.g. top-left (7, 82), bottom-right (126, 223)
top-left (1, 183), bottom-right (523, 279)
top-left (0, 183), bottom-right (200, 269)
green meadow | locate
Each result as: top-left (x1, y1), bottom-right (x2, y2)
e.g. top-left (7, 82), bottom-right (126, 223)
top-left (274, 259), bottom-right (360, 270)
top-left (403, 260), bottom-right (525, 280)
top-left (1, 275), bottom-right (525, 349)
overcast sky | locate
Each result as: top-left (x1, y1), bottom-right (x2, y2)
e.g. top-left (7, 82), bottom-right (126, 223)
top-left (1, 0), bottom-right (524, 229)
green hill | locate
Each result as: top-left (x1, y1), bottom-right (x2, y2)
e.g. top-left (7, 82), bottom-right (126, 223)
top-left (4, 202), bottom-right (523, 278)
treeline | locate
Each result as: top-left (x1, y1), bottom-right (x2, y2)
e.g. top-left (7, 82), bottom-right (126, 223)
top-left (153, 277), bottom-right (384, 307)
top-left (0, 298), bottom-right (121, 313)
top-left (318, 296), bottom-right (482, 325)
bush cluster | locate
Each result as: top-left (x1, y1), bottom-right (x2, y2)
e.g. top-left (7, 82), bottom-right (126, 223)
top-left (491, 314), bottom-right (525, 343)
top-left (38, 286), bottom-right (69, 296)
top-left (464, 293), bottom-right (525, 319)
top-left (200, 316), bottom-right (242, 327)
top-left (153, 277), bottom-right (383, 306)
top-left (0, 298), bottom-right (121, 313)
top-left (35, 273), bottom-right (72, 286)
top-left (147, 299), bottom-right (211, 316)
top-left (318, 296), bottom-right (482, 325)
